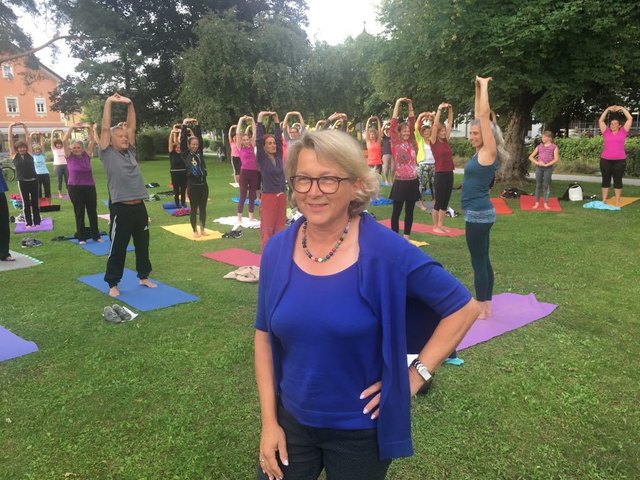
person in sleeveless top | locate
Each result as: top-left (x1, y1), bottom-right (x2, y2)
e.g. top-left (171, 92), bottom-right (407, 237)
top-left (528, 130), bottom-right (559, 209)
top-left (598, 105), bottom-right (633, 207)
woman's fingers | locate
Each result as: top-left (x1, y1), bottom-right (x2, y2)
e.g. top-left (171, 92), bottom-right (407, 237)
top-left (360, 380), bottom-right (382, 418)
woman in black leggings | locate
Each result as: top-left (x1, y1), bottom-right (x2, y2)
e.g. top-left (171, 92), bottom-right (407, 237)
top-left (598, 105), bottom-right (633, 207)
top-left (9, 122), bottom-right (41, 227)
top-left (180, 118), bottom-right (208, 238)
top-left (429, 103), bottom-right (454, 233)
top-left (168, 124), bottom-right (187, 208)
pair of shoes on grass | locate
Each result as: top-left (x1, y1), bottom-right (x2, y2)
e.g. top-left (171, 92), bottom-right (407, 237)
top-left (222, 229), bottom-right (242, 239)
top-left (223, 265), bottom-right (259, 283)
top-left (21, 237), bottom-right (42, 248)
top-left (103, 304), bottom-right (133, 323)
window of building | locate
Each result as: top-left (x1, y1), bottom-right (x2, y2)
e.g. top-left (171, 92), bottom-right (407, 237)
top-left (35, 97), bottom-right (46, 114)
top-left (5, 97), bottom-right (19, 114)
top-left (1, 64), bottom-right (13, 79)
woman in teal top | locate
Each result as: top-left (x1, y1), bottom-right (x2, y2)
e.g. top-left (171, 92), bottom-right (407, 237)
top-left (461, 77), bottom-right (507, 320)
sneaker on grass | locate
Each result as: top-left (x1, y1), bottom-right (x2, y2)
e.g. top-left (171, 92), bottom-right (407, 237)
top-left (112, 304), bottom-right (132, 321)
top-left (103, 306), bottom-right (122, 323)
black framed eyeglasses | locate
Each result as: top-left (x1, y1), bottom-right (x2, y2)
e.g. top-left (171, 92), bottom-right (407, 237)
top-left (289, 175), bottom-right (352, 194)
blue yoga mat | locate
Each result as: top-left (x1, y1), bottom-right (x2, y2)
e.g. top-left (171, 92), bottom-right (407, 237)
top-left (102, 199), bottom-right (110, 207)
top-left (370, 198), bottom-right (394, 206)
top-left (232, 196), bottom-right (260, 206)
top-left (69, 235), bottom-right (134, 256)
top-left (78, 268), bottom-right (199, 311)
top-left (162, 202), bottom-right (190, 215)
top-left (0, 326), bottom-right (38, 363)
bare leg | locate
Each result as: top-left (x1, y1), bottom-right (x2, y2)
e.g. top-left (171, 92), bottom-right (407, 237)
top-left (601, 187), bottom-right (609, 203)
top-left (200, 227), bottom-right (208, 236)
top-left (614, 188), bottom-right (622, 207)
top-left (438, 210), bottom-right (449, 231)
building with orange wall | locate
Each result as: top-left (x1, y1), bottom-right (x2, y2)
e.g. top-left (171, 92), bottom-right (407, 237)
top-left (0, 55), bottom-right (74, 153)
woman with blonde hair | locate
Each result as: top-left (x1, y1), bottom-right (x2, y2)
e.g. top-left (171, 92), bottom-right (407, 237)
top-left (255, 128), bottom-right (478, 480)
top-left (429, 103), bottom-right (455, 233)
top-left (462, 77), bottom-right (508, 319)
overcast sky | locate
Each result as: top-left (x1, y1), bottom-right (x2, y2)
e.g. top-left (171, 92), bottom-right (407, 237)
top-left (18, 0), bottom-right (384, 74)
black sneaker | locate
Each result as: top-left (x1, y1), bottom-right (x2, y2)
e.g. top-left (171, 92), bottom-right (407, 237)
top-left (103, 306), bottom-right (122, 323)
top-left (112, 304), bottom-right (132, 321)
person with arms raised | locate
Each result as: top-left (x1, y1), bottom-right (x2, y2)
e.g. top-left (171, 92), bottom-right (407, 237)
top-left (99, 93), bottom-right (156, 297)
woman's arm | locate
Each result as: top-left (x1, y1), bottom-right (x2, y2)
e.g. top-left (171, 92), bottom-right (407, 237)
top-left (180, 122), bottom-right (189, 153)
top-left (249, 116), bottom-right (256, 146)
top-left (256, 111), bottom-right (267, 156)
top-left (8, 123), bottom-right (15, 157)
top-left (236, 117), bottom-right (244, 150)
top-left (228, 125), bottom-right (236, 147)
top-left (392, 98), bottom-right (403, 120)
top-left (528, 146), bottom-right (540, 165)
top-left (619, 106), bottom-right (633, 132)
top-left (86, 125), bottom-right (96, 156)
top-left (598, 106), bottom-right (612, 135)
top-left (62, 126), bottom-right (73, 158)
top-left (475, 76), bottom-right (497, 166)
top-left (445, 103), bottom-right (454, 139)
top-left (255, 330), bottom-right (289, 479)
top-left (22, 124), bottom-right (31, 154)
top-left (430, 103), bottom-right (446, 144)
top-left (123, 97), bottom-right (136, 147)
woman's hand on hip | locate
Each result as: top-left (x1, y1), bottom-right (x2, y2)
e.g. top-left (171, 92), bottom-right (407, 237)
top-left (260, 423), bottom-right (288, 480)
top-left (360, 381), bottom-right (382, 420)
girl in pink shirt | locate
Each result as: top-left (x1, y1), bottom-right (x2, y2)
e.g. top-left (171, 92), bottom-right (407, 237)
top-left (598, 105), bottom-right (633, 207)
top-left (528, 131), bottom-right (559, 209)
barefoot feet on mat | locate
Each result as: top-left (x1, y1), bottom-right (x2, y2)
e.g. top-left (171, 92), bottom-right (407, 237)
top-left (139, 278), bottom-right (157, 289)
top-left (109, 286), bottom-right (121, 297)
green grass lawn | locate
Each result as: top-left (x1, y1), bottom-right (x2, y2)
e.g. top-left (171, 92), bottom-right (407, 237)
top-left (1, 156), bottom-right (638, 479)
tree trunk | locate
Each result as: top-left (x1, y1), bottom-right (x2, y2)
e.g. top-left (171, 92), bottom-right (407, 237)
top-left (500, 92), bottom-right (542, 183)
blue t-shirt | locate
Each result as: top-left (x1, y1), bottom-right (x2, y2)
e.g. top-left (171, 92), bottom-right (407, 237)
top-left (461, 153), bottom-right (498, 212)
top-left (269, 261), bottom-right (382, 430)
top-left (33, 153), bottom-right (48, 175)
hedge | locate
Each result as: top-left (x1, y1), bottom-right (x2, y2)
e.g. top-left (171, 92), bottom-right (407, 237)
top-left (450, 136), bottom-right (640, 177)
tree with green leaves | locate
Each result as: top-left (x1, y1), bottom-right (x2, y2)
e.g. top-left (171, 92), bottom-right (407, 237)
top-left (378, 0), bottom-right (640, 181)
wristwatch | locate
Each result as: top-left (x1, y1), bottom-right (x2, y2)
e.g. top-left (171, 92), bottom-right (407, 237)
top-left (410, 358), bottom-right (433, 383)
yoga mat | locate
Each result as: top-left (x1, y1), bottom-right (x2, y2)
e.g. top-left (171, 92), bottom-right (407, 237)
top-left (102, 200), bottom-right (110, 207)
top-left (605, 197), bottom-right (639, 208)
top-left (213, 216), bottom-right (261, 228)
top-left (15, 217), bottom-right (54, 233)
top-left (378, 219), bottom-right (465, 237)
top-left (70, 235), bottom-right (134, 256)
top-left (0, 251), bottom-right (42, 272)
top-left (519, 195), bottom-right (562, 211)
top-left (161, 224), bottom-right (224, 241)
top-left (232, 196), bottom-right (260, 206)
top-left (370, 198), bottom-right (394, 206)
top-left (229, 182), bottom-right (239, 188)
top-left (202, 248), bottom-right (262, 267)
top-left (0, 326), bottom-right (38, 362)
top-left (39, 197), bottom-right (51, 207)
top-left (78, 268), bottom-right (199, 312)
top-left (583, 201), bottom-right (620, 211)
top-left (491, 197), bottom-right (513, 215)
top-left (408, 240), bottom-right (429, 248)
top-left (457, 293), bottom-right (557, 351)
top-left (98, 214), bottom-right (111, 221)
top-left (162, 201), bottom-right (190, 210)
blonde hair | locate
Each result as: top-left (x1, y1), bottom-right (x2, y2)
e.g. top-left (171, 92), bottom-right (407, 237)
top-left (285, 130), bottom-right (379, 217)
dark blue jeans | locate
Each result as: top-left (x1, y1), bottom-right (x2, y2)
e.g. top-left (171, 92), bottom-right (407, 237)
top-left (257, 402), bottom-right (391, 480)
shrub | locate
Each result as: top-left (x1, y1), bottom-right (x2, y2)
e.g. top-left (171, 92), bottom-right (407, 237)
top-left (555, 137), bottom-right (640, 177)
top-left (135, 134), bottom-right (155, 161)
top-left (202, 138), bottom-right (210, 149)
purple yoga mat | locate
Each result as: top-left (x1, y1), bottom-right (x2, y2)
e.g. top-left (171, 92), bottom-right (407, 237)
top-left (0, 326), bottom-right (38, 362)
top-left (457, 293), bottom-right (557, 351)
top-left (14, 217), bottom-right (54, 233)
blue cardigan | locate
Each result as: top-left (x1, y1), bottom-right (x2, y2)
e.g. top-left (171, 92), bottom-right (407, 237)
top-left (255, 213), bottom-right (472, 459)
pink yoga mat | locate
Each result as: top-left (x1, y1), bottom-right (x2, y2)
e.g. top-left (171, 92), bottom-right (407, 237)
top-left (457, 293), bottom-right (557, 351)
top-left (378, 219), bottom-right (465, 237)
top-left (519, 195), bottom-right (562, 212)
top-left (202, 248), bottom-right (262, 267)
top-left (491, 197), bottom-right (513, 215)
top-left (15, 217), bottom-right (54, 233)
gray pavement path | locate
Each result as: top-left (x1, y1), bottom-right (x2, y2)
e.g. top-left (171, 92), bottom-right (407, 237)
top-left (453, 169), bottom-right (640, 186)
